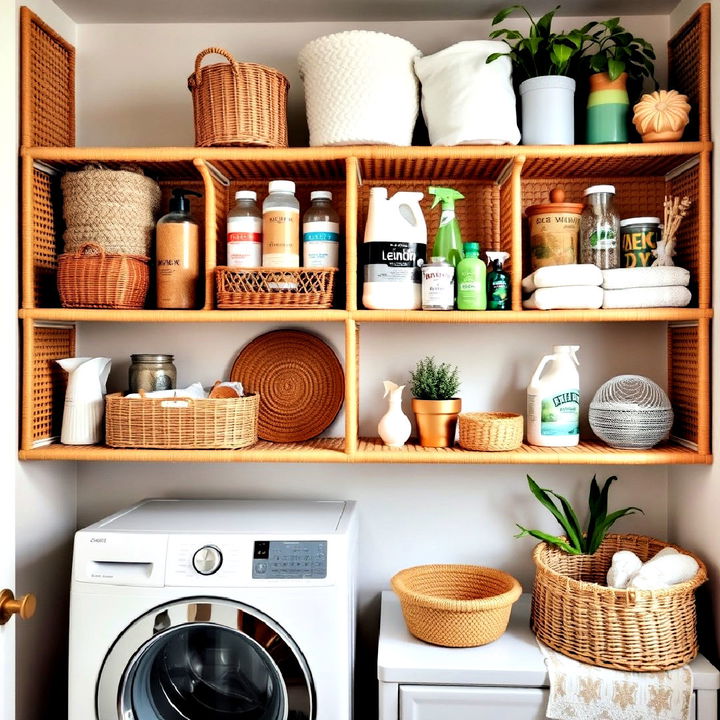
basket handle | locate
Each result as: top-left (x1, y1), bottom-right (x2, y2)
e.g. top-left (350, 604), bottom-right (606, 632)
top-left (194, 47), bottom-right (239, 77)
top-left (73, 242), bottom-right (106, 258)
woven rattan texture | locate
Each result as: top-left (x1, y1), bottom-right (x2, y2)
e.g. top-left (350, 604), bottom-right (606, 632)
top-left (531, 534), bottom-right (706, 671)
top-left (105, 392), bottom-right (258, 449)
top-left (358, 156), bottom-right (509, 182)
top-left (668, 324), bottom-right (699, 445)
top-left (668, 4), bottom-right (710, 142)
top-left (391, 564), bottom-right (522, 647)
top-left (188, 48), bottom-right (288, 148)
top-left (20, 8), bottom-right (75, 147)
top-left (32, 167), bottom-right (62, 307)
top-left (31, 324), bottom-right (75, 445)
top-left (231, 330), bottom-right (344, 442)
top-left (458, 412), bottom-right (523, 451)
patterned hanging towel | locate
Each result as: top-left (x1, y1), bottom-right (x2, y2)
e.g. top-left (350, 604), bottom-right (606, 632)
top-left (538, 640), bottom-right (693, 720)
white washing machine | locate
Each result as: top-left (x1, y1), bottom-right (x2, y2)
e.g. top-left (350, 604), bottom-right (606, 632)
top-left (68, 499), bottom-right (358, 720)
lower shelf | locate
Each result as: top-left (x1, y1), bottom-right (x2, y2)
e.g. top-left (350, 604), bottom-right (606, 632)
top-left (19, 438), bottom-right (710, 464)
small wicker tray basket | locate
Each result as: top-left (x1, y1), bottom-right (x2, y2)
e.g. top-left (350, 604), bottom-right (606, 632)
top-left (458, 412), bottom-right (523, 451)
top-left (216, 267), bottom-right (336, 309)
top-left (391, 564), bottom-right (522, 648)
top-left (532, 534), bottom-right (707, 671)
top-left (105, 392), bottom-right (259, 449)
top-left (57, 243), bottom-right (149, 309)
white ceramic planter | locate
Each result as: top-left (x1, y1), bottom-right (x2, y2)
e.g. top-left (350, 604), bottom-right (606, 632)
top-left (519, 75), bottom-right (576, 145)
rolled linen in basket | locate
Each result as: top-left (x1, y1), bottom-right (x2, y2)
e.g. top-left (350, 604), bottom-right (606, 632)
top-left (602, 266), bottom-right (690, 289)
top-left (125, 382), bottom-right (206, 399)
top-left (522, 264), bottom-right (603, 293)
top-left (602, 285), bottom-right (691, 309)
top-left (606, 550), bottom-right (643, 589)
top-left (523, 285), bottom-right (603, 310)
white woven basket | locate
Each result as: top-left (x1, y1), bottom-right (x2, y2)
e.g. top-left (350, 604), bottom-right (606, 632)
top-left (298, 31), bottom-right (421, 146)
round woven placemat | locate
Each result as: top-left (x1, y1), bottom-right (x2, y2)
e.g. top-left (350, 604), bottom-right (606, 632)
top-left (231, 330), bottom-right (344, 442)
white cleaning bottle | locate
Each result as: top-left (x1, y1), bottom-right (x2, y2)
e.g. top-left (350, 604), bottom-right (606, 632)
top-left (527, 345), bottom-right (580, 447)
top-left (362, 187), bottom-right (427, 310)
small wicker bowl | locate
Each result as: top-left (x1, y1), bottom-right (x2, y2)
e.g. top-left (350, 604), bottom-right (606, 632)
top-left (458, 412), bottom-right (523, 451)
top-left (391, 564), bottom-right (522, 647)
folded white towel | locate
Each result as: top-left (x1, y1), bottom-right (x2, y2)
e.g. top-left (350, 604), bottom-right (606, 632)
top-left (602, 286), bottom-right (691, 309)
top-left (523, 285), bottom-right (604, 310)
top-left (522, 264), bottom-right (603, 293)
top-left (602, 266), bottom-right (690, 289)
top-left (125, 382), bottom-right (207, 399)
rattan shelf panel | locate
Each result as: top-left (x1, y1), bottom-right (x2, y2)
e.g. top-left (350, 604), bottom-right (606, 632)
top-left (19, 308), bottom-right (349, 322)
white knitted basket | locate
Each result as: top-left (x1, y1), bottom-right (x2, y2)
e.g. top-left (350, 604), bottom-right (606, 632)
top-left (589, 375), bottom-right (674, 449)
top-left (298, 31), bottom-right (421, 146)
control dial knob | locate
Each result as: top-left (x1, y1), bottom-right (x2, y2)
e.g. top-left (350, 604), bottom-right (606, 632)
top-left (192, 545), bottom-right (223, 575)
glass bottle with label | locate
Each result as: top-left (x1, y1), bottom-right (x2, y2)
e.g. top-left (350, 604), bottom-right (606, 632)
top-left (262, 180), bottom-right (299, 267)
top-left (579, 185), bottom-right (620, 269)
top-left (303, 191), bottom-right (340, 268)
top-left (227, 190), bottom-right (262, 267)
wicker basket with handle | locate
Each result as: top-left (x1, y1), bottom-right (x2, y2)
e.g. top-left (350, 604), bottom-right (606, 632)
top-left (188, 47), bottom-right (289, 148)
top-left (532, 533), bottom-right (707, 671)
top-left (57, 242), bottom-right (149, 309)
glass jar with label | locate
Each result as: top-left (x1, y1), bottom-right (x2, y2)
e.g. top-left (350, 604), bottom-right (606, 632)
top-left (303, 191), bottom-right (340, 268)
top-left (129, 354), bottom-right (177, 394)
top-left (227, 190), bottom-right (262, 267)
top-left (579, 185), bottom-right (620, 269)
top-left (421, 257), bottom-right (454, 311)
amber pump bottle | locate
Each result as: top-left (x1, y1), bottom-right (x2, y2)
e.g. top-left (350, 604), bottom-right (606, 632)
top-left (156, 188), bottom-right (202, 309)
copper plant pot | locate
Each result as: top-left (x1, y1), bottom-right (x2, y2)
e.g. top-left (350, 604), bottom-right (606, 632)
top-left (412, 398), bottom-right (462, 448)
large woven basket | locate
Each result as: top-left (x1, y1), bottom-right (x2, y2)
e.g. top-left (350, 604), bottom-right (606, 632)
top-left (57, 243), bottom-right (149, 309)
top-left (458, 412), bottom-right (523, 451)
top-left (532, 534), bottom-right (707, 671)
top-left (105, 392), bottom-right (259, 449)
top-left (391, 564), bottom-right (522, 647)
top-left (61, 165), bottom-right (160, 256)
top-left (188, 47), bottom-right (288, 148)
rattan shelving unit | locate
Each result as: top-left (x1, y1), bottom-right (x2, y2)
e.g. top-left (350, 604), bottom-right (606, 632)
top-left (18, 6), bottom-right (712, 465)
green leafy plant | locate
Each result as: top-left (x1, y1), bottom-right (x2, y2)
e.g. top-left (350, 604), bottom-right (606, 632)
top-left (515, 474), bottom-right (643, 554)
top-left (409, 357), bottom-right (460, 400)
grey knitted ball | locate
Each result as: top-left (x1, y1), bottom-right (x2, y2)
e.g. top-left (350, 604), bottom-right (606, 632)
top-left (589, 375), bottom-right (673, 450)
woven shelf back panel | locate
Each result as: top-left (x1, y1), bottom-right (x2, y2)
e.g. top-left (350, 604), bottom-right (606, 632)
top-left (668, 323), bottom-right (700, 448)
top-left (20, 7), bottom-right (75, 147)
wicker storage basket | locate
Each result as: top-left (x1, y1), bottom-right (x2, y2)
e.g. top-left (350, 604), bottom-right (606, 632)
top-left (458, 412), bottom-right (523, 451)
top-left (532, 534), bottom-right (707, 671)
top-left (391, 564), bottom-right (522, 647)
top-left (216, 267), bottom-right (335, 309)
top-left (105, 392), bottom-right (259, 449)
top-left (188, 47), bottom-right (289, 148)
top-left (61, 166), bottom-right (160, 256)
top-left (57, 243), bottom-right (149, 309)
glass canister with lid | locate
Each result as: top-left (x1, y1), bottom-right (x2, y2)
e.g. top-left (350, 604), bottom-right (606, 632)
top-left (579, 185), bottom-right (621, 269)
top-left (129, 354), bottom-right (177, 393)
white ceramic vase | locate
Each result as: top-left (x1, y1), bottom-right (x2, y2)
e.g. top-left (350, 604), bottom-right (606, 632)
top-left (519, 75), bottom-right (576, 145)
top-left (378, 380), bottom-right (411, 447)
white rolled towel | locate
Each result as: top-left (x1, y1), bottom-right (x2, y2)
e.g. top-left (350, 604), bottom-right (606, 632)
top-left (125, 382), bottom-right (207, 399)
top-left (602, 285), bottom-right (691, 309)
top-left (626, 548), bottom-right (699, 590)
top-left (523, 286), bottom-right (604, 310)
top-left (522, 264), bottom-right (603, 293)
top-left (602, 266), bottom-right (690, 289)
top-left (606, 550), bottom-right (643, 589)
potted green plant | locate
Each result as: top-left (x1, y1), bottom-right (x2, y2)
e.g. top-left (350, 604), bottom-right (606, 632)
top-left (409, 357), bottom-right (461, 448)
top-left (581, 18), bottom-right (657, 143)
top-left (487, 5), bottom-right (590, 144)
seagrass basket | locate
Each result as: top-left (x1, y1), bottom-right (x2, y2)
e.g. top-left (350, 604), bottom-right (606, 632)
top-left (57, 243), bottom-right (149, 309)
top-left (105, 392), bottom-right (259, 449)
top-left (188, 47), bottom-right (289, 147)
top-left (391, 564), bottom-right (522, 647)
top-left (531, 534), bottom-right (707, 671)
top-left (458, 412), bottom-right (523, 451)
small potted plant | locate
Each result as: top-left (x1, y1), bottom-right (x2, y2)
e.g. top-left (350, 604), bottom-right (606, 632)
top-left (409, 356), bottom-right (461, 448)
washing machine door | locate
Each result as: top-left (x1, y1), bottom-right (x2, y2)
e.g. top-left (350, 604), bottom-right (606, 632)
top-left (97, 598), bottom-right (314, 720)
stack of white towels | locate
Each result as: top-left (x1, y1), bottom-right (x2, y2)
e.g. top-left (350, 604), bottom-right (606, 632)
top-left (522, 264), bottom-right (692, 310)
top-left (606, 546), bottom-right (699, 590)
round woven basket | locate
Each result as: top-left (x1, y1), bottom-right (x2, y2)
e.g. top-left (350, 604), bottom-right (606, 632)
top-left (532, 534), bottom-right (707, 671)
top-left (230, 330), bottom-right (344, 442)
top-left (391, 564), bottom-right (522, 647)
top-left (458, 412), bottom-right (523, 451)
top-left (61, 166), bottom-right (161, 256)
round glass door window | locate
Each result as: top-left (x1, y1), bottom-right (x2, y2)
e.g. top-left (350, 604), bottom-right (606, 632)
top-left (124, 623), bottom-right (285, 719)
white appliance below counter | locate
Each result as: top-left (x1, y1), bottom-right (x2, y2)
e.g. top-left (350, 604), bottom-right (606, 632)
top-left (378, 591), bottom-right (719, 720)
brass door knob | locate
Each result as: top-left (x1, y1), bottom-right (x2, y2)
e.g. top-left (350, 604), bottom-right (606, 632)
top-left (0, 589), bottom-right (37, 625)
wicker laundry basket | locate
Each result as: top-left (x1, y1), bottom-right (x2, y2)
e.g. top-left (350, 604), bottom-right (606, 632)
top-left (188, 47), bottom-right (288, 147)
top-left (531, 534), bottom-right (707, 671)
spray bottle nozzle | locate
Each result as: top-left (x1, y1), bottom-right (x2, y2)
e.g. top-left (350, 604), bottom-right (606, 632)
top-left (429, 186), bottom-right (464, 210)
top-left (486, 251), bottom-right (510, 268)
top-left (169, 188), bottom-right (202, 213)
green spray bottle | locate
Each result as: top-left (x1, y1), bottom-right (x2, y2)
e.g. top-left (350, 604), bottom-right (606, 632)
top-left (486, 251), bottom-right (510, 310)
top-left (428, 186), bottom-right (465, 268)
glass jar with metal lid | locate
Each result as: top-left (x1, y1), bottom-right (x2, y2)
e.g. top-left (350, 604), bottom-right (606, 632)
top-left (129, 354), bottom-right (177, 393)
top-left (579, 185), bottom-right (621, 269)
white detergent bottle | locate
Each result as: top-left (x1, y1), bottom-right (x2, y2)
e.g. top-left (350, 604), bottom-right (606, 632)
top-left (362, 187), bottom-right (427, 310)
top-left (527, 345), bottom-right (580, 447)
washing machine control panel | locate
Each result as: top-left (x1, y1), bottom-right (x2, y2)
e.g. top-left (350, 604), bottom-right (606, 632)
top-left (252, 540), bottom-right (327, 579)
top-left (192, 545), bottom-right (223, 575)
